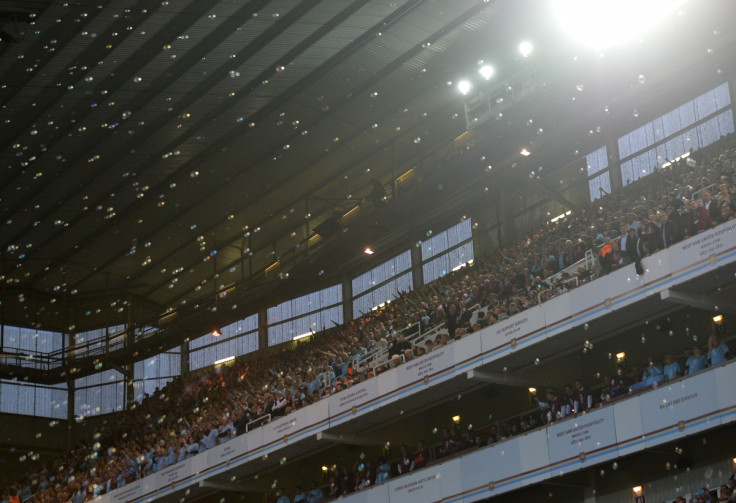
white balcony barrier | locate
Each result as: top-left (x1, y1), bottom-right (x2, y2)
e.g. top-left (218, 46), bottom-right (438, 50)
top-left (95, 220), bottom-right (736, 502)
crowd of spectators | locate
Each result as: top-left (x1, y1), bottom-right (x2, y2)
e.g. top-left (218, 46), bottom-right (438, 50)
top-left (2, 134), bottom-right (736, 503)
top-left (672, 473), bottom-right (736, 502)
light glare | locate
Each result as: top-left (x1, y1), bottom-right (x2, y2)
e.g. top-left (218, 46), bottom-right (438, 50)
top-left (553, 0), bottom-right (687, 50)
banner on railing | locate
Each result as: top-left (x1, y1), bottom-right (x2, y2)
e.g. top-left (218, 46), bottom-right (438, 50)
top-left (328, 377), bottom-right (379, 425)
top-left (546, 406), bottom-right (617, 469)
top-left (639, 371), bottom-right (721, 446)
top-left (397, 345), bottom-right (454, 388)
top-left (669, 220), bottom-right (736, 272)
top-left (481, 305), bottom-right (546, 361)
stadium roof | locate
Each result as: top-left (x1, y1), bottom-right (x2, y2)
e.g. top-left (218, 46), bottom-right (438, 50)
top-left (0, 0), bottom-right (734, 374)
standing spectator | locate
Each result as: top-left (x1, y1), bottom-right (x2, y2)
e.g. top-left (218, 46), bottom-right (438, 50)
top-left (275, 487), bottom-right (290, 503)
top-left (562, 384), bottom-right (576, 416)
top-left (339, 466), bottom-right (354, 495)
top-left (658, 209), bottom-right (681, 248)
top-left (397, 444), bottom-right (413, 474)
top-left (538, 389), bottom-right (565, 423)
top-left (376, 457), bottom-right (391, 484)
top-left (574, 378), bottom-right (593, 413)
top-left (701, 190), bottom-right (720, 222)
top-left (707, 335), bottom-right (733, 366)
top-left (413, 441), bottom-right (429, 469)
top-left (294, 486), bottom-right (307, 503)
top-left (663, 354), bottom-right (681, 381)
top-left (307, 481), bottom-right (324, 503)
top-left (685, 199), bottom-right (715, 236)
top-left (685, 345), bottom-right (708, 375)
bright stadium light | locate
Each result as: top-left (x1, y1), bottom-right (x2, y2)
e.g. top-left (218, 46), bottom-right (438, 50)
top-left (519, 41), bottom-right (533, 57)
top-left (552, 0), bottom-right (688, 50)
top-left (457, 79), bottom-right (473, 95)
top-left (478, 64), bottom-right (495, 80)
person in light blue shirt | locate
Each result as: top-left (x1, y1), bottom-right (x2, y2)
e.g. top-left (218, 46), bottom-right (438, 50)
top-left (685, 345), bottom-right (708, 374)
top-left (205, 422), bottom-right (219, 449)
top-left (643, 357), bottom-right (664, 386)
top-left (275, 487), bottom-right (291, 503)
top-left (307, 481), bottom-right (324, 503)
top-left (707, 335), bottom-right (733, 366)
top-left (662, 354), bottom-right (681, 381)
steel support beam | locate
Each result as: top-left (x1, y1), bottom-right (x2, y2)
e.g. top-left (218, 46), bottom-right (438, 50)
top-left (466, 369), bottom-right (535, 388)
top-left (660, 288), bottom-right (736, 314)
top-left (199, 480), bottom-right (266, 494)
top-left (316, 431), bottom-right (385, 447)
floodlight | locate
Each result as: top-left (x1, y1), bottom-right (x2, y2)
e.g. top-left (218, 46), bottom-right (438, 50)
top-left (519, 41), bottom-right (533, 57)
top-left (478, 65), bottom-right (495, 80)
top-left (457, 80), bottom-right (472, 95)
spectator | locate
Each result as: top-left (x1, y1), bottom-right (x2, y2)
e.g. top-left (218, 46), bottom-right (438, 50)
top-left (573, 378), bottom-right (593, 413)
top-left (397, 444), bottom-right (413, 474)
top-left (707, 335), bottom-right (733, 366)
top-left (538, 389), bottom-right (566, 423)
top-left (663, 354), bottom-right (681, 381)
top-left (275, 487), bottom-right (290, 503)
top-left (376, 457), bottom-right (391, 484)
top-left (293, 486), bottom-right (307, 503)
top-left (414, 441), bottom-right (429, 470)
top-left (685, 346), bottom-right (708, 375)
top-left (307, 481), bottom-right (324, 503)
top-left (685, 199), bottom-right (715, 236)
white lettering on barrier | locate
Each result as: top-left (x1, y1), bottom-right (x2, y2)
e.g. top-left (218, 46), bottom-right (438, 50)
top-left (155, 461), bottom-right (191, 487)
top-left (108, 479), bottom-right (142, 503)
top-left (392, 473), bottom-right (438, 494)
top-left (494, 316), bottom-right (529, 338)
top-left (328, 378), bottom-right (378, 420)
top-left (397, 347), bottom-right (453, 388)
top-left (640, 372), bottom-right (720, 436)
top-left (546, 407), bottom-right (617, 466)
top-left (670, 220), bottom-right (736, 272)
